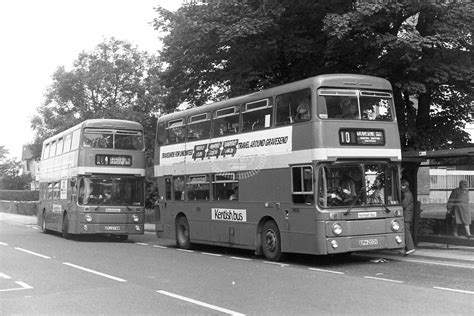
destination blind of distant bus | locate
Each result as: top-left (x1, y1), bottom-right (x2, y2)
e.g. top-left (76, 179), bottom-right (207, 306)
top-left (95, 154), bottom-right (132, 166)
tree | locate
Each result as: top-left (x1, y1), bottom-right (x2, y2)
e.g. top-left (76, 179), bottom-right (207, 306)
top-left (0, 145), bottom-right (31, 190)
top-left (31, 38), bottom-right (166, 160)
top-left (322, 0), bottom-right (473, 150)
top-left (154, 0), bottom-right (473, 151)
top-left (153, 0), bottom-right (349, 109)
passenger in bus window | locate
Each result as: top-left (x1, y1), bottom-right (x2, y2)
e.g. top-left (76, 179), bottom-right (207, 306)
top-left (294, 98), bottom-right (310, 122)
top-left (368, 177), bottom-right (385, 204)
top-left (229, 186), bottom-right (238, 200)
top-left (337, 97), bottom-right (358, 119)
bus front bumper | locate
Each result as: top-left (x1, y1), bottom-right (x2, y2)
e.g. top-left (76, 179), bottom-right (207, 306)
top-left (78, 223), bottom-right (144, 235)
top-left (325, 233), bottom-right (404, 254)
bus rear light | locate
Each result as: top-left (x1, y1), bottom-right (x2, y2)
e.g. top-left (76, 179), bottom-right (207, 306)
top-left (390, 220), bottom-right (401, 232)
top-left (132, 214), bottom-right (140, 222)
top-left (135, 225), bottom-right (141, 232)
top-left (395, 235), bottom-right (403, 244)
top-left (85, 214), bottom-right (93, 223)
top-left (330, 240), bottom-right (338, 249)
top-left (332, 223), bottom-right (343, 235)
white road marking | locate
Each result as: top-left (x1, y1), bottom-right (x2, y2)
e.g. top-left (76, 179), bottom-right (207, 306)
top-left (308, 267), bottom-right (344, 275)
top-left (0, 242), bottom-right (8, 246)
top-left (230, 256), bottom-right (252, 261)
top-left (135, 242), bottom-right (149, 246)
top-left (176, 249), bottom-right (194, 253)
top-left (62, 262), bottom-right (127, 282)
top-left (14, 247), bottom-right (51, 259)
top-left (433, 287), bottom-right (474, 295)
top-left (153, 245), bottom-right (168, 249)
top-left (0, 281), bottom-right (34, 292)
top-left (201, 252), bottom-right (222, 257)
top-left (263, 261), bottom-right (289, 267)
top-left (157, 290), bottom-right (245, 316)
top-left (0, 272), bottom-right (12, 279)
top-left (363, 276), bottom-right (403, 283)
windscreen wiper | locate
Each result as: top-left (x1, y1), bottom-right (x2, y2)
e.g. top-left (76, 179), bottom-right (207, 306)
top-left (344, 186), bottom-right (366, 216)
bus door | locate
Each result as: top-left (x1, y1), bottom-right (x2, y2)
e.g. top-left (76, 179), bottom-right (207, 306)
top-left (288, 165), bottom-right (316, 251)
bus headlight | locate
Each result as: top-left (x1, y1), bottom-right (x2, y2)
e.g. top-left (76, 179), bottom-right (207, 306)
top-left (135, 225), bottom-right (141, 232)
top-left (132, 214), bottom-right (140, 223)
top-left (332, 223), bottom-right (343, 236)
top-left (391, 220), bottom-right (401, 232)
top-left (85, 214), bottom-right (93, 223)
top-left (330, 240), bottom-right (338, 249)
top-left (395, 235), bottom-right (403, 244)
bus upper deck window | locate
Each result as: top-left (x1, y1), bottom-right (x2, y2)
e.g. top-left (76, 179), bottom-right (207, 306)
top-left (242, 99), bottom-right (272, 132)
top-left (276, 89), bottom-right (312, 125)
top-left (359, 91), bottom-right (393, 121)
top-left (115, 131), bottom-right (144, 150)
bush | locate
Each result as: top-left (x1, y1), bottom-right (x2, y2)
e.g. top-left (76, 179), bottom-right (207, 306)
top-left (0, 190), bottom-right (39, 201)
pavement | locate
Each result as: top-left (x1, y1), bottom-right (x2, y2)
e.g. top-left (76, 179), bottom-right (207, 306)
top-left (144, 223), bottom-right (474, 264)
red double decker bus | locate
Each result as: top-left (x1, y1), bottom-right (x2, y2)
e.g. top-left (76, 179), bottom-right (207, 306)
top-left (154, 74), bottom-right (405, 261)
top-left (38, 119), bottom-right (146, 240)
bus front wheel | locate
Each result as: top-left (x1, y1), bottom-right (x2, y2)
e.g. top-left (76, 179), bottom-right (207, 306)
top-left (261, 220), bottom-right (283, 262)
top-left (176, 216), bottom-right (191, 249)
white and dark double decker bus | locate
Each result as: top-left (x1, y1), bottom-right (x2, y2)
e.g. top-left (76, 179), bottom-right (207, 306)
top-left (38, 119), bottom-right (146, 240)
top-left (154, 74), bottom-right (405, 261)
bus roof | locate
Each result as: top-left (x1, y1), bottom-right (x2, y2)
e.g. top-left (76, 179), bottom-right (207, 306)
top-left (158, 74), bottom-right (392, 122)
top-left (43, 119), bottom-right (144, 144)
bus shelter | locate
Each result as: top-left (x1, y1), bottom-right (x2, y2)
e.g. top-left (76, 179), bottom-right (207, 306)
top-left (402, 148), bottom-right (474, 247)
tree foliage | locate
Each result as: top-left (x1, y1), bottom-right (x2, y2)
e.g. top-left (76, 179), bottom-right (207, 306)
top-left (154, 0), bottom-right (473, 150)
top-left (0, 145), bottom-right (31, 190)
top-left (31, 38), bottom-right (166, 160)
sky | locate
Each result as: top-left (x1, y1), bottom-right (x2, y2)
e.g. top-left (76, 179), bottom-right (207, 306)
top-left (0, 0), bottom-right (181, 160)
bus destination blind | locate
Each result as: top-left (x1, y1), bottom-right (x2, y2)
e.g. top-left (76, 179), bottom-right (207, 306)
top-left (95, 154), bottom-right (132, 166)
top-left (339, 129), bottom-right (385, 146)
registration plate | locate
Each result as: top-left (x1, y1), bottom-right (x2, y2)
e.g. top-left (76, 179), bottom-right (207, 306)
top-left (359, 238), bottom-right (379, 246)
top-left (358, 212), bottom-right (377, 218)
top-left (104, 226), bottom-right (121, 231)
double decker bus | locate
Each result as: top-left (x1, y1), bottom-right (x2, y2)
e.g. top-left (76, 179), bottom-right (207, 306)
top-left (38, 119), bottom-right (146, 240)
top-left (154, 74), bottom-right (405, 261)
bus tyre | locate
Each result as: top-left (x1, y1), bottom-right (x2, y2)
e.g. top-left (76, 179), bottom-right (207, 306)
top-left (176, 216), bottom-right (191, 249)
top-left (41, 211), bottom-right (49, 234)
top-left (261, 220), bottom-right (282, 262)
top-left (62, 213), bottom-right (71, 239)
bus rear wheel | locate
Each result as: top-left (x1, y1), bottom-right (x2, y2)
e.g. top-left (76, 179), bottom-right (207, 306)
top-left (62, 213), bottom-right (71, 239)
top-left (176, 216), bottom-right (191, 249)
top-left (261, 220), bottom-right (283, 262)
